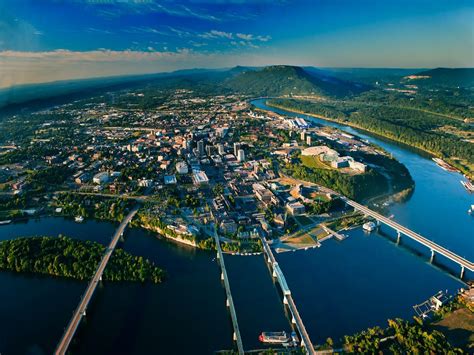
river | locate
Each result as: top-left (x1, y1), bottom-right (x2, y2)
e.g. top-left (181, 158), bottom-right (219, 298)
top-left (0, 99), bottom-right (472, 353)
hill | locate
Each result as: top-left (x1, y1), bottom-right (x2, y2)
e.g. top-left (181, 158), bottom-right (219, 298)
top-left (222, 65), bottom-right (368, 97)
top-left (403, 68), bottom-right (474, 88)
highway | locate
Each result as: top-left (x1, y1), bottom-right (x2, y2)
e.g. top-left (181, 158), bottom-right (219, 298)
top-left (281, 174), bottom-right (473, 274)
top-left (54, 206), bottom-right (139, 355)
top-left (343, 198), bottom-right (474, 272)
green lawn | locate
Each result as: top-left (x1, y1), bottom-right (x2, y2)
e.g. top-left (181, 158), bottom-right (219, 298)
top-left (301, 155), bottom-right (332, 170)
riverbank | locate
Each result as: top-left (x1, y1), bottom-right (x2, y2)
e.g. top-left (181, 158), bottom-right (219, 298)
top-left (264, 100), bottom-right (473, 180)
top-left (0, 235), bottom-right (165, 283)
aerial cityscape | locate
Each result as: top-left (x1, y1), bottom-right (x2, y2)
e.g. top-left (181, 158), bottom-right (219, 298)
top-left (0, 0), bottom-right (473, 354)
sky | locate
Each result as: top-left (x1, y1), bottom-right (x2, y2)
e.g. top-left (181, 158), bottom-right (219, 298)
top-left (0, 0), bottom-right (473, 88)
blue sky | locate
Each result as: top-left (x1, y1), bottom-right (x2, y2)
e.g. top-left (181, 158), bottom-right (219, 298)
top-left (0, 0), bottom-right (473, 87)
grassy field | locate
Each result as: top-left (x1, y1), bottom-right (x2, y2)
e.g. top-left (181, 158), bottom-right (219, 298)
top-left (301, 155), bottom-right (332, 170)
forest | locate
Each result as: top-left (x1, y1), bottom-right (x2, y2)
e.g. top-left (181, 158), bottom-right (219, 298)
top-left (0, 236), bottom-right (165, 283)
top-left (267, 98), bottom-right (474, 177)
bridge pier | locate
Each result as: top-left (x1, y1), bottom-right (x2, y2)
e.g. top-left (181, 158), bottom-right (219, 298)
top-left (460, 266), bottom-right (465, 279)
top-left (233, 332), bottom-right (237, 341)
top-left (221, 272), bottom-right (224, 281)
top-left (283, 295), bottom-right (288, 305)
top-left (396, 230), bottom-right (401, 244)
top-left (430, 250), bottom-right (435, 263)
top-left (292, 316), bottom-right (297, 324)
top-left (217, 251), bottom-right (220, 259)
top-left (272, 269), bottom-right (277, 278)
top-left (226, 298), bottom-right (230, 308)
top-left (82, 310), bottom-right (86, 317)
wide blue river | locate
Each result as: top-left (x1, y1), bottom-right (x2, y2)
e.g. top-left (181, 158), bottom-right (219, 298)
top-left (0, 99), bottom-right (471, 354)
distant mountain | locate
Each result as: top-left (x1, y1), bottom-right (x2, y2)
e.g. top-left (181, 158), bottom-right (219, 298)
top-left (222, 65), bottom-right (368, 97)
top-left (311, 68), bottom-right (423, 85)
top-left (402, 68), bottom-right (474, 88)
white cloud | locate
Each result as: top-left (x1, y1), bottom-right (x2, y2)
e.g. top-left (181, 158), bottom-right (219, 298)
top-left (236, 33), bottom-right (253, 41)
top-left (199, 30), bottom-right (233, 39)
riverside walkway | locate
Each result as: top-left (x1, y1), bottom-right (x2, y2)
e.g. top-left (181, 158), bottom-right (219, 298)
top-left (54, 206), bottom-right (139, 355)
top-left (213, 229), bottom-right (244, 355)
top-left (261, 237), bottom-right (315, 355)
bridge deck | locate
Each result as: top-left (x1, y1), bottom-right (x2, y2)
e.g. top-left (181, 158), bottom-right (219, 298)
top-left (344, 198), bottom-right (474, 271)
top-left (213, 231), bottom-right (244, 355)
top-left (55, 206), bottom-right (139, 355)
top-left (261, 238), bottom-right (315, 355)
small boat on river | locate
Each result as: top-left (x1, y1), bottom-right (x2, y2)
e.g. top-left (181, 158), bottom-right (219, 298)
top-left (74, 216), bottom-right (84, 223)
top-left (0, 220), bottom-right (12, 225)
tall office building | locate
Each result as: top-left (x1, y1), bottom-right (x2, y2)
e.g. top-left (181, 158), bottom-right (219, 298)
top-left (233, 142), bottom-right (240, 157)
top-left (217, 143), bottom-right (225, 155)
top-left (197, 140), bottom-right (205, 156)
top-left (237, 149), bottom-right (245, 162)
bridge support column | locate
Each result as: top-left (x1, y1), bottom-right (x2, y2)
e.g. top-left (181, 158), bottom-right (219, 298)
top-left (216, 252), bottom-right (220, 259)
top-left (226, 298), bottom-right (230, 308)
top-left (283, 295), bottom-right (288, 305)
top-left (82, 310), bottom-right (86, 317)
top-left (292, 316), bottom-right (297, 324)
top-left (267, 257), bottom-right (272, 264)
top-left (396, 231), bottom-right (401, 244)
top-left (460, 266), bottom-right (465, 279)
top-left (272, 269), bottom-right (277, 278)
top-left (99, 275), bottom-right (102, 281)
top-left (233, 332), bottom-right (237, 341)
top-left (221, 272), bottom-right (224, 281)
top-left (430, 250), bottom-right (435, 263)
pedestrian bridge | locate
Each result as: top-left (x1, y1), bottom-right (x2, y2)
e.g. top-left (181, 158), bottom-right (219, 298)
top-left (261, 237), bottom-right (316, 355)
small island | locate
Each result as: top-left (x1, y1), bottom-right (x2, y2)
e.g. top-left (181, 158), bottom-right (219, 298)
top-left (0, 236), bottom-right (165, 283)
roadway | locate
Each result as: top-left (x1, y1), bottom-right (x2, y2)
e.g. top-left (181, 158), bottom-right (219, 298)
top-left (281, 174), bottom-right (473, 273)
top-left (343, 198), bottom-right (474, 272)
top-left (55, 206), bottom-right (139, 355)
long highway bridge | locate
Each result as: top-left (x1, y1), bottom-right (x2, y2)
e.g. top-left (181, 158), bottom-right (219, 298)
top-left (283, 174), bottom-right (473, 279)
top-left (54, 206), bottom-right (139, 355)
top-left (213, 229), bottom-right (245, 355)
top-left (343, 198), bottom-right (474, 278)
top-left (261, 236), bottom-right (316, 355)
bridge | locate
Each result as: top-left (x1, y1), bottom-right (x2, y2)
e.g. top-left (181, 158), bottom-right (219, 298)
top-left (281, 174), bottom-right (473, 279)
top-left (261, 237), bottom-right (316, 355)
top-left (342, 198), bottom-right (474, 278)
top-left (213, 229), bottom-right (244, 355)
top-left (55, 206), bottom-right (139, 355)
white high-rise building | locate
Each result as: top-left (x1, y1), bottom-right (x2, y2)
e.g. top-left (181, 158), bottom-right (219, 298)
top-left (237, 149), bottom-right (245, 162)
top-left (306, 136), bottom-right (312, 145)
top-left (217, 143), bottom-right (225, 155)
top-left (300, 131), bottom-right (306, 141)
top-left (233, 142), bottom-right (240, 157)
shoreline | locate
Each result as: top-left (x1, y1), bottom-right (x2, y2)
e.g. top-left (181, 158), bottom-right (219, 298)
top-left (261, 100), bottom-right (472, 179)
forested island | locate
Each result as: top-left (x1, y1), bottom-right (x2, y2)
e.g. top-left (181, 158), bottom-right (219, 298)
top-left (267, 98), bottom-right (474, 178)
top-left (0, 236), bottom-right (165, 283)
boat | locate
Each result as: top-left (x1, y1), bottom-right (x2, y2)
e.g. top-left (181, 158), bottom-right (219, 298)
top-left (468, 205), bottom-right (474, 214)
top-left (363, 221), bottom-right (377, 232)
top-left (0, 220), bottom-right (12, 225)
top-left (432, 158), bottom-right (458, 172)
top-left (74, 216), bottom-right (84, 223)
top-left (259, 331), bottom-right (290, 344)
top-left (461, 180), bottom-right (474, 193)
